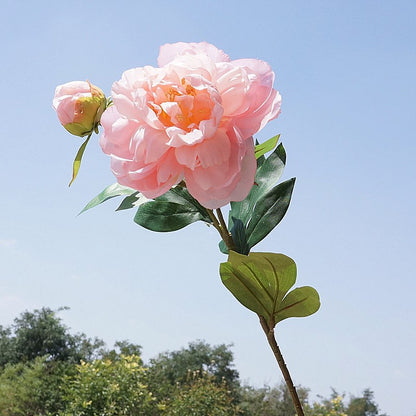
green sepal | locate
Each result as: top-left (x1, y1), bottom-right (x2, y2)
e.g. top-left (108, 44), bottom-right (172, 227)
top-left (254, 134), bottom-right (280, 159)
top-left (79, 183), bottom-right (137, 214)
top-left (134, 186), bottom-right (212, 232)
top-left (69, 133), bottom-right (92, 187)
top-left (246, 177), bottom-right (295, 249)
top-left (220, 251), bottom-right (320, 327)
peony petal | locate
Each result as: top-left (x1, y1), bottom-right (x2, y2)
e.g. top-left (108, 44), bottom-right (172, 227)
top-left (175, 128), bottom-right (231, 170)
top-left (100, 106), bottom-right (140, 159)
top-left (185, 137), bottom-right (256, 209)
top-left (131, 125), bottom-right (170, 164)
top-left (99, 43), bottom-right (278, 207)
top-left (158, 42), bottom-right (230, 67)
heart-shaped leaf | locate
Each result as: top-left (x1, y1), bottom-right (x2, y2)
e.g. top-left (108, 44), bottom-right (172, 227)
top-left (274, 286), bottom-right (320, 324)
top-left (220, 252), bottom-right (297, 321)
top-left (220, 251), bottom-right (319, 327)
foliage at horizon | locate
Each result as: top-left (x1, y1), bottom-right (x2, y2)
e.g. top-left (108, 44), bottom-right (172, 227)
top-left (0, 307), bottom-right (388, 416)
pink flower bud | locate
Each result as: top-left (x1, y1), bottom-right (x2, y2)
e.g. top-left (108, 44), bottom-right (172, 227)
top-left (53, 81), bottom-right (106, 137)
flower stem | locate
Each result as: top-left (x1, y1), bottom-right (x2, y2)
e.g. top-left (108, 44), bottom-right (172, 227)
top-left (259, 316), bottom-right (305, 416)
top-left (207, 209), bottom-right (236, 252)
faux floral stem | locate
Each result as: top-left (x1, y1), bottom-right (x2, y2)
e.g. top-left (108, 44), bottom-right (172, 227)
top-left (207, 209), bottom-right (237, 252)
top-left (215, 208), bottom-right (228, 235)
top-left (259, 316), bottom-right (305, 416)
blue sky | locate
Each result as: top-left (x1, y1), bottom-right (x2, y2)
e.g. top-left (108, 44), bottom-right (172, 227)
top-left (1, 1), bottom-right (415, 415)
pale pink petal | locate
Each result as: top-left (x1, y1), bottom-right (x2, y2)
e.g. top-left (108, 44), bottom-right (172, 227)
top-left (215, 64), bottom-right (250, 116)
top-left (158, 42), bottom-right (230, 67)
top-left (185, 137), bottom-right (256, 209)
top-left (131, 125), bottom-right (170, 164)
top-left (183, 129), bottom-right (255, 208)
top-left (54, 99), bottom-right (78, 125)
top-left (100, 106), bottom-right (140, 159)
top-left (235, 89), bottom-right (281, 138)
top-left (175, 129), bottom-right (231, 170)
top-left (110, 149), bottom-right (182, 199)
top-left (217, 59), bottom-right (282, 138)
top-left (53, 81), bottom-right (92, 124)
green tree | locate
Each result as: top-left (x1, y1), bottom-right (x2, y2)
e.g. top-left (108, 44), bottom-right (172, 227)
top-left (347, 389), bottom-right (386, 416)
top-left (103, 340), bottom-right (143, 362)
top-left (305, 389), bottom-right (388, 416)
top-left (305, 392), bottom-right (347, 416)
top-left (166, 372), bottom-right (238, 416)
top-left (239, 382), bottom-right (309, 416)
top-left (0, 307), bottom-right (105, 367)
top-left (61, 354), bottom-right (157, 416)
top-left (0, 356), bottom-right (69, 416)
top-left (147, 340), bottom-right (240, 404)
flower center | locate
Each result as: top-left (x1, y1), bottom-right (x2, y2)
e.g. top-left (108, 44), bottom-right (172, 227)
top-left (149, 78), bottom-right (215, 132)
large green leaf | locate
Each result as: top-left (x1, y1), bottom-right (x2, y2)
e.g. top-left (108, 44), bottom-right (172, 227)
top-left (220, 251), bottom-right (320, 327)
top-left (229, 143), bottom-right (287, 228)
top-left (220, 252), bottom-right (297, 321)
top-left (219, 143), bottom-right (288, 254)
top-left (79, 183), bottom-right (137, 214)
top-left (274, 286), bottom-right (320, 324)
top-left (156, 186), bottom-right (209, 215)
top-left (246, 178), bottom-right (295, 249)
top-left (134, 186), bottom-right (212, 232)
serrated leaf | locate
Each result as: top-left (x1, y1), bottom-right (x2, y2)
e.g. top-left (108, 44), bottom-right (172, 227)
top-left (220, 251), bottom-right (320, 327)
top-left (254, 134), bottom-right (280, 159)
top-left (274, 286), bottom-right (320, 323)
top-left (220, 252), bottom-right (297, 321)
top-left (134, 201), bottom-right (209, 232)
top-left (79, 183), bottom-right (137, 214)
top-left (246, 178), bottom-right (295, 249)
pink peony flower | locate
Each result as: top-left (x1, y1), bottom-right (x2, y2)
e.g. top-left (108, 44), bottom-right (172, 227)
top-left (53, 81), bottom-right (106, 137)
top-left (100, 42), bottom-right (281, 209)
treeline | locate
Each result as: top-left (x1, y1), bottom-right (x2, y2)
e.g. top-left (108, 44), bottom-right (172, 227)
top-left (0, 307), bottom-right (387, 416)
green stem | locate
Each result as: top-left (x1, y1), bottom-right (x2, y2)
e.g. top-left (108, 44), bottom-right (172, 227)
top-left (259, 316), bottom-right (305, 416)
